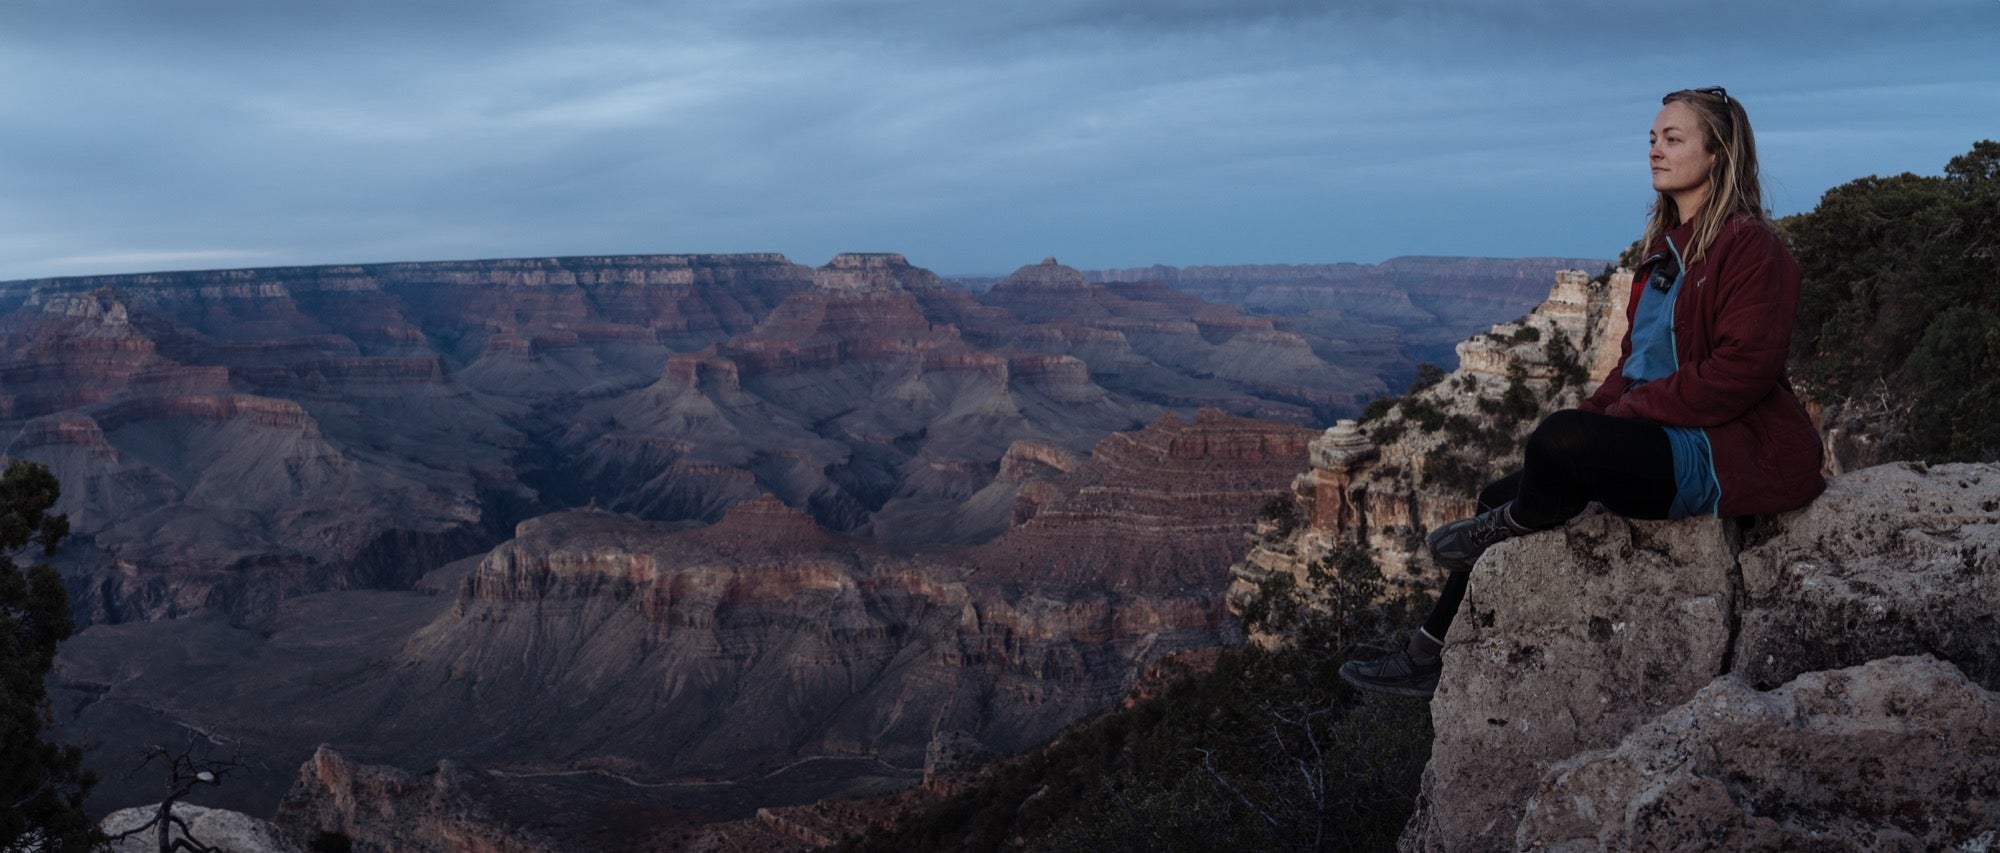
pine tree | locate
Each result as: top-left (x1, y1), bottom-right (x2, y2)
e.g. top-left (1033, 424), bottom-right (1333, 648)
top-left (0, 460), bottom-right (99, 852)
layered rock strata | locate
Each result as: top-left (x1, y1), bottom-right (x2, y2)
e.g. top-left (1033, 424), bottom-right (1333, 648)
top-left (985, 258), bottom-right (1387, 424)
top-left (1, 254), bottom-right (816, 623)
top-left (971, 409), bottom-right (1317, 589)
top-left (2, 251), bottom-right (1404, 624)
top-left (1088, 256), bottom-right (1600, 330)
top-left (56, 411), bottom-right (1312, 835)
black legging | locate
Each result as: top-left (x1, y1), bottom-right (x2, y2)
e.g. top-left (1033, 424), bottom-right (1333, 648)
top-left (1421, 409), bottom-right (1677, 640)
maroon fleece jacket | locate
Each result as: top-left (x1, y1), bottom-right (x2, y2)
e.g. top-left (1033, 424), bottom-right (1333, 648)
top-left (1580, 214), bottom-right (1826, 517)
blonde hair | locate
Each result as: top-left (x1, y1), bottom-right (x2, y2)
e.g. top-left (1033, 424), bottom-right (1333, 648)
top-left (1641, 87), bottom-right (1766, 266)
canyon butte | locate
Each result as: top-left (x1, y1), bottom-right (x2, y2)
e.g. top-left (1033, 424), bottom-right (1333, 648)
top-left (0, 251), bottom-right (1596, 844)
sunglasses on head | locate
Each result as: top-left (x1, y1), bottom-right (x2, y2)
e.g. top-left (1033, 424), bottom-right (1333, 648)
top-left (1668, 86), bottom-right (1730, 105)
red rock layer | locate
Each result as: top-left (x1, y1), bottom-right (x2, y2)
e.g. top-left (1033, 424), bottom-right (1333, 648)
top-left (970, 408), bottom-right (1315, 590)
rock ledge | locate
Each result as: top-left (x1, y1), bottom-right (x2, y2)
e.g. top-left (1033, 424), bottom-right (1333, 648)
top-left (1407, 462), bottom-right (2000, 850)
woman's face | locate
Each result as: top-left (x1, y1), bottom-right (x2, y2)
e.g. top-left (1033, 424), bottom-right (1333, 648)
top-left (1650, 100), bottom-right (1718, 211)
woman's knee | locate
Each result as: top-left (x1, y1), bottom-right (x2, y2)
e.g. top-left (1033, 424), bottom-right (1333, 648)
top-left (1526, 409), bottom-right (1596, 458)
top-left (1477, 471), bottom-right (1523, 511)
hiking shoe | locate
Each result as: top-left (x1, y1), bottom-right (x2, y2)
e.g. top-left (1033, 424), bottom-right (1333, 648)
top-left (1426, 501), bottom-right (1532, 572)
top-left (1339, 650), bottom-right (1441, 698)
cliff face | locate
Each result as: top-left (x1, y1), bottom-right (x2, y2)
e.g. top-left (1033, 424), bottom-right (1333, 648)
top-left (1, 254), bottom-right (814, 623)
top-left (970, 409), bottom-right (1318, 590)
top-left (984, 257), bottom-right (1388, 424)
top-left (465, 412), bottom-right (1299, 770)
top-left (1409, 462), bottom-right (2000, 850)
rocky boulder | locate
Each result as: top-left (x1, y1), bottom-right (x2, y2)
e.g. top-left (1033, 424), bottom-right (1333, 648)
top-left (1518, 656), bottom-right (2000, 851)
top-left (1407, 462), bottom-right (2000, 850)
top-left (101, 802), bottom-right (300, 853)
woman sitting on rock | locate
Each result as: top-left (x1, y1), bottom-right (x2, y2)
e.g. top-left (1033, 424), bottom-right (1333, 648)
top-left (1340, 87), bottom-right (1826, 698)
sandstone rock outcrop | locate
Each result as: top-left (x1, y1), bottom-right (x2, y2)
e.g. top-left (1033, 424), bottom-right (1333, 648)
top-left (1405, 462), bottom-right (2000, 850)
top-left (1230, 267), bottom-right (1632, 612)
top-left (101, 802), bottom-right (300, 853)
top-left (274, 745), bottom-right (554, 852)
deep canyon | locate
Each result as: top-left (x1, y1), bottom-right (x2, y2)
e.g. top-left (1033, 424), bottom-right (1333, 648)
top-left (0, 250), bottom-right (1600, 846)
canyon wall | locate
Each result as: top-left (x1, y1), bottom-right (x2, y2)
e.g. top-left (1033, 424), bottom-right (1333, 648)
top-left (54, 411), bottom-right (1315, 846)
top-left (1, 254), bottom-right (814, 624)
top-left (1086, 256), bottom-right (1609, 385)
top-left (2, 252), bottom-right (1389, 625)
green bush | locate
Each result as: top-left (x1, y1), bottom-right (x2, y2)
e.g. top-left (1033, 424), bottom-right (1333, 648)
top-left (1498, 376), bottom-right (1539, 427)
top-left (1422, 452), bottom-right (1484, 494)
top-left (1401, 398), bottom-right (1446, 432)
top-left (0, 462), bottom-right (98, 853)
top-left (1407, 363), bottom-right (1447, 394)
top-left (1904, 305), bottom-right (2000, 460)
top-left (1545, 327), bottom-right (1589, 391)
top-left (309, 831), bottom-right (356, 853)
top-left (1258, 494), bottom-right (1301, 539)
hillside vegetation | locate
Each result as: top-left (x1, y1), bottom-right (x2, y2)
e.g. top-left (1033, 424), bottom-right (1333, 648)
top-left (841, 544), bottom-right (1433, 852)
top-left (1783, 139), bottom-right (2000, 463)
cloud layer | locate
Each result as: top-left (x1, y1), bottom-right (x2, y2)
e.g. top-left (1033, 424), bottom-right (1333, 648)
top-left (4, 0), bottom-right (1996, 278)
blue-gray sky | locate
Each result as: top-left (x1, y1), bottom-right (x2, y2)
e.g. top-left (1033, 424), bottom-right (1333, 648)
top-left (3, 0), bottom-right (1995, 279)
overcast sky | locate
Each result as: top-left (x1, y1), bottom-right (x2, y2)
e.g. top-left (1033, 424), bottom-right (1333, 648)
top-left (3, 1), bottom-right (1995, 280)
